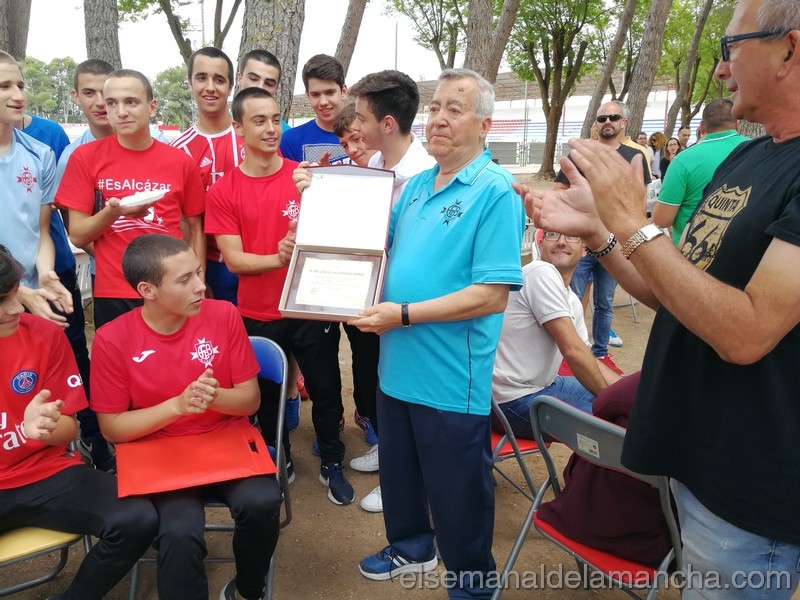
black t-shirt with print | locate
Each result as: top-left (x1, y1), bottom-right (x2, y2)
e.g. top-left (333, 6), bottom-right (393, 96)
top-left (622, 135), bottom-right (800, 544)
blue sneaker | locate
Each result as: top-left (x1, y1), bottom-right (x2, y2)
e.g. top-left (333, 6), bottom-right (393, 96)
top-left (311, 415), bottom-right (345, 456)
top-left (285, 395), bottom-right (300, 432)
top-left (319, 462), bottom-right (354, 505)
top-left (354, 410), bottom-right (379, 447)
top-left (608, 329), bottom-right (623, 347)
top-left (359, 545), bottom-right (438, 581)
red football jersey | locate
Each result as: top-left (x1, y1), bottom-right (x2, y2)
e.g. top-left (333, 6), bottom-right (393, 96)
top-left (90, 300), bottom-right (260, 441)
top-left (55, 137), bottom-right (206, 298)
top-left (0, 314), bottom-right (87, 489)
top-left (204, 160), bottom-right (301, 321)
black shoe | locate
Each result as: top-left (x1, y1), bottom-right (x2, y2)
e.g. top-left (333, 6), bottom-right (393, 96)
top-left (78, 437), bottom-right (116, 473)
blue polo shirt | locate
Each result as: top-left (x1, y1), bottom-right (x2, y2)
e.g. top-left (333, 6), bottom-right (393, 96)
top-left (379, 149), bottom-right (525, 416)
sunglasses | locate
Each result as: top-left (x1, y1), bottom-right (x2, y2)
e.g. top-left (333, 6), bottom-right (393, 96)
top-left (720, 30), bottom-right (786, 62)
top-left (596, 114), bottom-right (623, 123)
top-left (543, 231), bottom-right (581, 243)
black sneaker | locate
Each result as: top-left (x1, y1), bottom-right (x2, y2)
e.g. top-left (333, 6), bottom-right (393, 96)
top-left (319, 462), bottom-right (354, 505)
top-left (78, 437), bottom-right (116, 473)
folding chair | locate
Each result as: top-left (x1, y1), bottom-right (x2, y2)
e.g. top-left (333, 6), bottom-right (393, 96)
top-left (128, 336), bottom-right (292, 600)
top-left (0, 527), bottom-right (90, 597)
top-left (490, 397), bottom-right (544, 502)
top-left (493, 395), bottom-right (681, 600)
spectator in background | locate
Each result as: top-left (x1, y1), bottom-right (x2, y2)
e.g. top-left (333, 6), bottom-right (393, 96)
top-left (637, 131), bottom-right (654, 164)
top-left (659, 137), bottom-right (681, 179)
top-left (648, 132), bottom-right (666, 178)
top-left (677, 125), bottom-right (692, 149)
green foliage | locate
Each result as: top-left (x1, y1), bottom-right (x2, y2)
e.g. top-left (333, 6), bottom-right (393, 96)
top-left (507, 0), bottom-right (607, 106)
top-left (118, 0), bottom-right (191, 27)
top-left (153, 65), bottom-right (193, 129)
top-left (385, 0), bottom-right (468, 70)
top-left (658, 0), bottom-right (734, 121)
top-left (22, 56), bottom-right (82, 122)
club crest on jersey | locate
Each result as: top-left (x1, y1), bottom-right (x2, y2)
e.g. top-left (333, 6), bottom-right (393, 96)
top-left (190, 338), bottom-right (219, 368)
top-left (282, 199), bottom-right (300, 221)
top-left (16, 166), bottom-right (37, 193)
top-left (11, 370), bottom-right (37, 394)
top-left (441, 199), bottom-right (463, 225)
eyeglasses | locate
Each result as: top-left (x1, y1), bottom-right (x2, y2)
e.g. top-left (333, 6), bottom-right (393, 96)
top-left (596, 114), bottom-right (623, 123)
top-left (543, 231), bottom-right (581, 243)
top-left (720, 30), bottom-right (786, 61)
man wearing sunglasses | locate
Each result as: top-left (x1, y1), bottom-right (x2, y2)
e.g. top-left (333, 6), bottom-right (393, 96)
top-left (554, 101), bottom-right (650, 364)
top-left (492, 229), bottom-right (621, 440)
top-left (518, 0), bottom-right (800, 595)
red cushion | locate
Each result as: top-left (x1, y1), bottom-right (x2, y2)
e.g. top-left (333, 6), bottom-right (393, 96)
top-left (491, 430), bottom-right (544, 457)
top-left (533, 510), bottom-right (658, 586)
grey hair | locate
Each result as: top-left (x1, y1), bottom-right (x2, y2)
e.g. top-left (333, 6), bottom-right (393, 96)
top-left (758, 0), bottom-right (800, 34)
top-left (437, 68), bottom-right (495, 119)
top-left (601, 100), bottom-right (630, 119)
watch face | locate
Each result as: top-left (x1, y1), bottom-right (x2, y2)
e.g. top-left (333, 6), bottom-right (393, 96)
top-left (641, 223), bottom-right (663, 240)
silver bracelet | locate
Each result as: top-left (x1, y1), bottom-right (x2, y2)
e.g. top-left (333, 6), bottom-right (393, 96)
top-left (585, 233), bottom-right (617, 258)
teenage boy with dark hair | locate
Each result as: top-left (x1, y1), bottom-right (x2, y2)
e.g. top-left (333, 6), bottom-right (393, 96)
top-left (56, 69), bottom-right (206, 329)
top-left (342, 70), bottom-right (434, 513)
top-left (91, 234), bottom-right (282, 600)
top-left (0, 244), bottom-right (158, 600)
top-left (206, 87), bottom-right (354, 506)
top-left (172, 47), bottom-right (242, 304)
top-left (19, 57), bottom-right (116, 472)
top-left (280, 54), bottom-right (349, 164)
top-left (333, 104), bottom-right (374, 167)
top-left (237, 49), bottom-right (291, 133)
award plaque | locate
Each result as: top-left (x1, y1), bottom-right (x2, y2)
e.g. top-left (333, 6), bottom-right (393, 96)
top-left (279, 165), bottom-right (394, 321)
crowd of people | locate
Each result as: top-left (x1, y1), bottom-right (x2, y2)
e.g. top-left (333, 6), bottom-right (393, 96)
top-left (3, 0), bottom-right (800, 597)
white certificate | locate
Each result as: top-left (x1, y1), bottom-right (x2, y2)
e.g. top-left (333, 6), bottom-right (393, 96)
top-left (295, 257), bottom-right (374, 310)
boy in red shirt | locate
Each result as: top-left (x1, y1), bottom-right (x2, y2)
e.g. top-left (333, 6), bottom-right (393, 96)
top-left (205, 87), bottom-right (354, 506)
top-left (0, 245), bottom-right (157, 599)
top-left (56, 69), bottom-right (206, 328)
top-left (91, 234), bottom-right (281, 600)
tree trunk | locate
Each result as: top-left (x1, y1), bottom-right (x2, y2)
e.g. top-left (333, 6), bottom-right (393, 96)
top-left (738, 120), bottom-right (766, 138)
top-left (0, 0), bottom-right (31, 60)
top-left (581, 0), bottom-right (638, 139)
top-left (539, 105), bottom-right (564, 179)
top-left (486, 0), bottom-right (520, 83)
top-left (157, 0), bottom-right (193, 66)
top-left (213, 0), bottom-right (244, 48)
top-left (624, 0), bottom-right (673, 134)
top-left (239, 0), bottom-right (305, 121)
top-left (334, 0), bottom-right (367, 77)
top-left (464, 0), bottom-right (492, 77)
top-left (84, 0), bottom-right (122, 69)
top-left (463, 0), bottom-right (520, 83)
top-left (665, 0), bottom-right (713, 134)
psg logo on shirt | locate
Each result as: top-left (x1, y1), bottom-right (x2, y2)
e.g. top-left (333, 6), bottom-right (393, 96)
top-left (11, 370), bottom-right (37, 394)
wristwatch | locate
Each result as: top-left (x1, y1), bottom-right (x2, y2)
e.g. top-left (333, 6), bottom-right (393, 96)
top-left (621, 223), bottom-right (664, 259)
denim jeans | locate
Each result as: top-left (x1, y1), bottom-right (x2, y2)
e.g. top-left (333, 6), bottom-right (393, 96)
top-left (569, 256), bottom-right (618, 357)
top-left (671, 479), bottom-right (800, 599)
top-left (491, 376), bottom-right (594, 440)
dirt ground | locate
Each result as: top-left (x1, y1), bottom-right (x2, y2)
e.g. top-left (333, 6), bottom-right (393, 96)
top-left (8, 174), bottom-right (680, 600)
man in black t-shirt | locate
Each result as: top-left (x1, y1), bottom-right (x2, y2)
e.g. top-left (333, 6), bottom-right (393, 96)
top-left (516, 0), bottom-right (800, 595)
top-left (553, 101), bottom-right (650, 362)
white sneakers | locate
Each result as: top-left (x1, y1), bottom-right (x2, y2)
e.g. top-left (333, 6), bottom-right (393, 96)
top-left (350, 444), bottom-right (382, 512)
top-left (349, 444), bottom-right (379, 472)
top-left (361, 485), bottom-right (383, 512)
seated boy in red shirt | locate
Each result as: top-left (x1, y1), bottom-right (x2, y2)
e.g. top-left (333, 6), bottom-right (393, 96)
top-left (91, 234), bottom-right (281, 600)
top-left (0, 245), bottom-right (157, 600)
